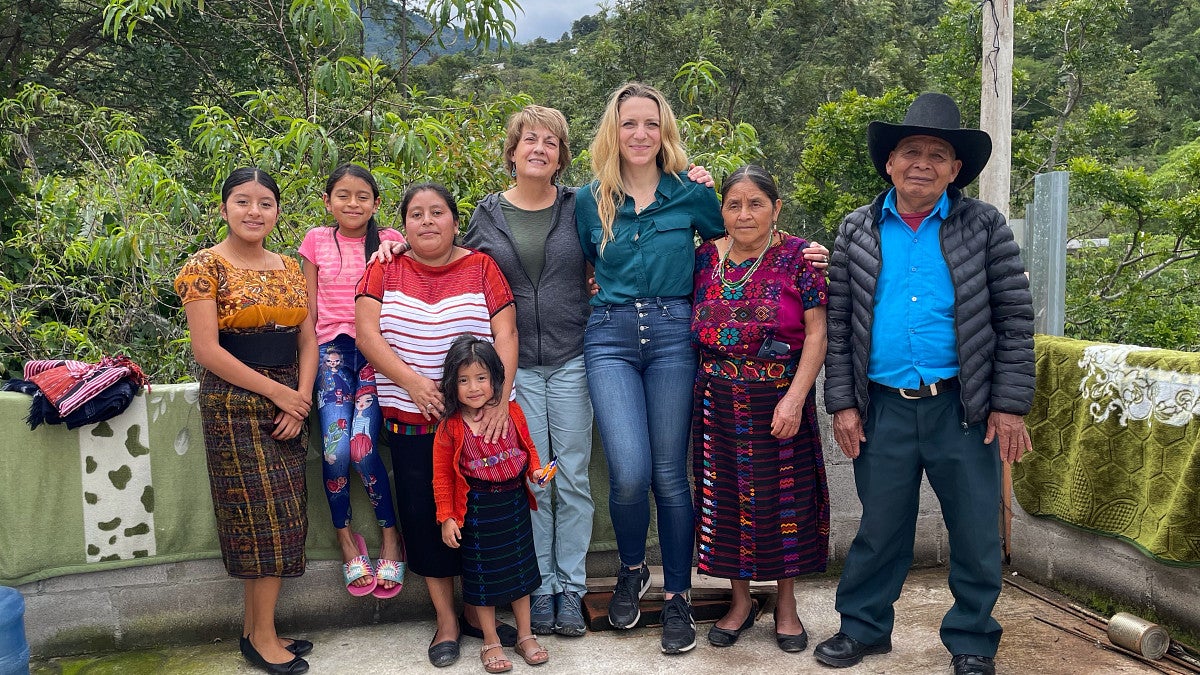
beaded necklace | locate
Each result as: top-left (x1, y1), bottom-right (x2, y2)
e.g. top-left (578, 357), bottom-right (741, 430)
top-left (714, 230), bottom-right (775, 291)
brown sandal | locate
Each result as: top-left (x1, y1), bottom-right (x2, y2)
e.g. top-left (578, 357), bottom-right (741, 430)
top-left (480, 643), bottom-right (512, 673)
top-left (516, 635), bottom-right (549, 666)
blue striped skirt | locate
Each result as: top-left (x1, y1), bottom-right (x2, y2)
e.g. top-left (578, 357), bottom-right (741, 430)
top-left (460, 477), bottom-right (539, 606)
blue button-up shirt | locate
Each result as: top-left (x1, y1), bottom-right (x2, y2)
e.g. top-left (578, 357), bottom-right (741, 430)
top-left (576, 172), bottom-right (723, 306)
top-left (867, 189), bottom-right (960, 388)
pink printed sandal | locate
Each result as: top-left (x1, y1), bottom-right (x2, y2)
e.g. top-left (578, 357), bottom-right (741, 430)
top-left (372, 557), bottom-right (405, 599)
top-left (343, 532), bottom-right (376, 597)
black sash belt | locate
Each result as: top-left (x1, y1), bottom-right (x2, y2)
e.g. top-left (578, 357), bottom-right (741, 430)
top-left (466, 473), bottom-right (526, 493)
top-left (218, 329), bottom-right (298, 368)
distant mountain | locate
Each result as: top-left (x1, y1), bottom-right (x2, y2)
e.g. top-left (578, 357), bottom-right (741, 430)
top-left (362, 9), bottom-right (475, 65)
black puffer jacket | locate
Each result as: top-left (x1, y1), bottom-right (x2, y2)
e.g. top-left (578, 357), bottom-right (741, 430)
top-left (823, 187), bottom-right (1035, 427)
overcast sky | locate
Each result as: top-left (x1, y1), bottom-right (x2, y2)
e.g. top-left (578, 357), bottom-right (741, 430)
top-left (510, 0), bottom-right (603, 42)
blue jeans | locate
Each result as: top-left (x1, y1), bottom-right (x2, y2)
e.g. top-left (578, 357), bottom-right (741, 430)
top-left (516, 355), bottom-right (594, 596)
top-left (584, 298), bottom-right (696, 594)
top-left (316, 335), bottom-right (396, 529)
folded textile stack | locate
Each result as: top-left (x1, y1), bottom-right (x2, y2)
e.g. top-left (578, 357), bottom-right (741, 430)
top-left (4, 355), bottom-right (150, 430)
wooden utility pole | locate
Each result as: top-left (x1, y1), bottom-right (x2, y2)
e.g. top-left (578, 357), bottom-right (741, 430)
top-left (979, 0), bottom-right (1014, 219)
top-left (978, 0), bottom-right (1016, 561)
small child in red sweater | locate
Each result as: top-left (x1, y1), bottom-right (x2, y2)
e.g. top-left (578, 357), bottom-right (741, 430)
top-left (433, 335), bottom-right (551, 673)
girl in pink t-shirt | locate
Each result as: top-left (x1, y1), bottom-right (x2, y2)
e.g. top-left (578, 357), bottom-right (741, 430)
top-left (298, 163), bottom-right (407, 599)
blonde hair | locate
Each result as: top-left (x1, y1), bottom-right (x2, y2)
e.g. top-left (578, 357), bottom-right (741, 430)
top-left (589, 82), bottom-right (689, 256)
top-left (503, 105), bottom-right (571, 180)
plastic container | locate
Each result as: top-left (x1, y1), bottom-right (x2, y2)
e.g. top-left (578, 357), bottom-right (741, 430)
top-left (0, 587), bottom-right (30, 675)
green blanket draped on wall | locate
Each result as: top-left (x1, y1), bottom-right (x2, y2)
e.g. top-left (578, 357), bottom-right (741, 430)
top-left (1015, 335), bottom-right (1200, 566)
top-left (0, 384), bottom-right (629, 586)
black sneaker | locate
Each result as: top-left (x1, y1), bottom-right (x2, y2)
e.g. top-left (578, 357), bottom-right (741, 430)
top-left (608, 563), bottom-right (651, 629)
top-left (660, 593), bottom-right (696, 654)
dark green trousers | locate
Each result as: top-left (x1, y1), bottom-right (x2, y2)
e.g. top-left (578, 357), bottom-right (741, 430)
top-left (834, 385), bottom-right (1003, 657)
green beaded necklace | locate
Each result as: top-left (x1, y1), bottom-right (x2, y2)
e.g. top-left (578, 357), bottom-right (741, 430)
top-left (715, 229), bottom-right (776, 291)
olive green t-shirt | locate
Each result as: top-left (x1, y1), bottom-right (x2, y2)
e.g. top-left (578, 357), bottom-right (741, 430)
top-left (499, 195), bottom-right (555, 288)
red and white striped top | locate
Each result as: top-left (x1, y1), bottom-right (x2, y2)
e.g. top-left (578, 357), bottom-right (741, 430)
top-left (298, 226), bottom-right (405, 344)
top-left (356, 251), bottom-right (514, 424)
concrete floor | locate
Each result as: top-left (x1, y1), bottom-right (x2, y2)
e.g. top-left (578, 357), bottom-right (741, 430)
top-left (30, 568), bottom-right (1169, 674)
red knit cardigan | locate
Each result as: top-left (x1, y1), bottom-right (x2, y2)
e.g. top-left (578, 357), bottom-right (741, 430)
top-left (432, 400), bottom-right (542, 527)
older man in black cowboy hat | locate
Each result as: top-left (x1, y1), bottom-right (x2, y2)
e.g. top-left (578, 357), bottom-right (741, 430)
top-left (814, 93), bottom-right (1035, 675)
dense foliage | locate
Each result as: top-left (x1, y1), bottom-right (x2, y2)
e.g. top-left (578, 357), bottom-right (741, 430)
top-left (2, 0), bottom-right (1199, 381)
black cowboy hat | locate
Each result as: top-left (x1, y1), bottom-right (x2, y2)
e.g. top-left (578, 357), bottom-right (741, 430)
top-left (867, 92), bottom-right (992, 189)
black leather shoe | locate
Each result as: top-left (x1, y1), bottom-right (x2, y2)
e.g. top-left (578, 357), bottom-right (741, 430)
top-left (240, 635), bottom-right (310, 674)
top-left (952, 654), bottom-right (996, 675)
top-left (813, 632), bottom-right (891, 668)
top-left (775, 626), bottom-right (808, 653)
top-left (458, 613), bottom-right (518, 647)
top-left (427, 630), bottom-right (461, 668)
top-left (707, 600), bottom-right (758, 647)
top-left (773, 608), bottom-right (809, 653)
top-left (283, 638), bottom-right (312, 657)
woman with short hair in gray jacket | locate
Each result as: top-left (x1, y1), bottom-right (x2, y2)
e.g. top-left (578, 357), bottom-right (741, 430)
top-left (463, 105), bottom-right (594, 638)
top-left (465, 105), bottom-right (720, 638)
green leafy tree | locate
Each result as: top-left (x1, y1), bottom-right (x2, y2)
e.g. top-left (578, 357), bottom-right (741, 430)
top-left (791, 89), bottom-right (913, 235)
top-left (1010, 0), bottom-right (1159, 201)
top-left (1136, 0), bottom-right (1200, 150)
top-left (1062, 144), bottom-right (1200, 348)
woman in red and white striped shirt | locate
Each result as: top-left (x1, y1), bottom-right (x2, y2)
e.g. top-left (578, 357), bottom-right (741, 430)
top-left (355, 182), bottom-right (519, 668)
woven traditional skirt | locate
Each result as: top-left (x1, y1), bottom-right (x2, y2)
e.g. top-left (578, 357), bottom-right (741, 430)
top-left (199, 366), bottom-right (308, 578)
top-left (693, 356), bottom-right (829, 581)
top-left (460, 476), bottom-right (539, 607)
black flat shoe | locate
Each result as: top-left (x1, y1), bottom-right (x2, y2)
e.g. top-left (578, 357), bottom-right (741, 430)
top-left (243, 636), bottom-right (312, 657)
top-left (707, 600), bottom-right (758, 648)
top-left (813, 632), bottom-right (891, 668)
top-left (773, 606), bottom-right (809, 652)
top-left (240, 635), bottom-right (310, 674)
top-left (427, 630), bottom-right (461, 668)
top-left (775, 626), bottom-right (808, 653)
top-left (283, 638), bottom-right (312, 657)
top-left (458, 613), bottom-right (518, 647)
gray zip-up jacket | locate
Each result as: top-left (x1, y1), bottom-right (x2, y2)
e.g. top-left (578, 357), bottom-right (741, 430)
top-left (464, 187), bottom-right (590, 369)
top-left (823, 186), bottom-right (1035, 427)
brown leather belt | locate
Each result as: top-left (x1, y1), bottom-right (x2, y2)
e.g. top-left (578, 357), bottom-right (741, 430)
top-left (870, 376), bottom-right (959, 400)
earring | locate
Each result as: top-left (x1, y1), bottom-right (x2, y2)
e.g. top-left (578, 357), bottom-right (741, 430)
top-left (511, 167), bottom-right (517, 178)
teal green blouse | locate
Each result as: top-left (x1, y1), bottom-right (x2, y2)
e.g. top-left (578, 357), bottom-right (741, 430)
top-left (575, 171), bottom-right (723, 306)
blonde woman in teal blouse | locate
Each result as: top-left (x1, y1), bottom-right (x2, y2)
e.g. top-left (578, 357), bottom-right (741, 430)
top-left (576, 82), bottom-right (730, 656)
top-left (576, 82), bottom-right (830, 655)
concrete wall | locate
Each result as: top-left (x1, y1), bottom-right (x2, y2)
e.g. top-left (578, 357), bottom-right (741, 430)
top-left (1009, 503), bottom-right (1200, 633)
top-left (12, 381), bottom-right (1197, 658)
top-left (14, 381), bottom-right (958, 659)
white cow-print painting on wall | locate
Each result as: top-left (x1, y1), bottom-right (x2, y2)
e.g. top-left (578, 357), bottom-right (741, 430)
top-left (80, 393), bottom-right (156, 562)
